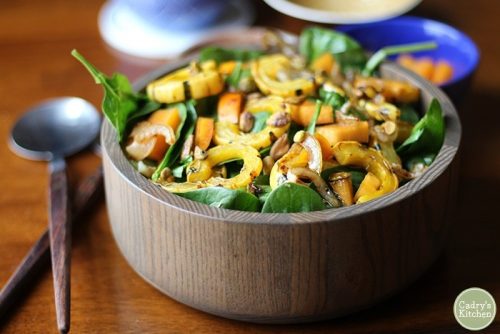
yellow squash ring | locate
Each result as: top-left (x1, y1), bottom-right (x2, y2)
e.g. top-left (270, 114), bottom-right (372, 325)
top-left (332, 141), bottom-right (398, 203)
top-left (158, 143), bottom-right (262, 193)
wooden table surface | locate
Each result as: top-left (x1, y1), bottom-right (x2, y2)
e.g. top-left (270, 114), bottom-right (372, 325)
top-left (0, 0), bottom-right (498, 333)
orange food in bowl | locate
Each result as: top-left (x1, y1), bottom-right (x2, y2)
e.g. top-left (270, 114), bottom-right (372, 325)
top-left (147, 107), bottom-right (182, 161)
top-left (397, 54), bottom-right (454, 85)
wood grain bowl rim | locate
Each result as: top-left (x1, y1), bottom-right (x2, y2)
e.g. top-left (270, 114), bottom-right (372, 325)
top-left (101, 27), bottom-right (461, 225)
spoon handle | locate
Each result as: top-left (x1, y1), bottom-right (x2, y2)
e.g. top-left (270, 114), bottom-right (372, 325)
top-left (0, 165), bottom-right (103, 320)
top-left (48, 157), bottom-right (71, 334)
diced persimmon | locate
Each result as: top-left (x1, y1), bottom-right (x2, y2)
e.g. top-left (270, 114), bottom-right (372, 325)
top-left (314, 132), bottom-right (333, 160)
top-left (194, 117), bottom-right (215, 150)
top-left (431, 60), bottom-right (454, 84)
top-left (145, 137), bottom-right (167, 161)
top-left (315, 121), bottom-right (369, 150)
top-left (311, 53), bottom-right (334, 73)
top-left (219, 61), bottom-right (237, 75)
top-left (354, 172), bottom-right (381, 202)
top-left (145, 107), bottom-right (182, 161)
top-left (292, 100), bottom-right (334, 127)
top-left (217, 92), bottom-right (242, 124)
top-left (148, 107), bottom-right (182, 133)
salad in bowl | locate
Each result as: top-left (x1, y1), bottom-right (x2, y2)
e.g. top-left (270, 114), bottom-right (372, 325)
top-left (73, 27), bottom-right (444, 213)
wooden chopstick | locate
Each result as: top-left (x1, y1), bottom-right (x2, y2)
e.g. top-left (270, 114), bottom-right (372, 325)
top-left (0, 165), bottom-right (103, 323)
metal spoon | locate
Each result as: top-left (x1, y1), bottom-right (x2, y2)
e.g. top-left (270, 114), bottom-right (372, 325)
top-left (9, 97), bottom-right (101, 334)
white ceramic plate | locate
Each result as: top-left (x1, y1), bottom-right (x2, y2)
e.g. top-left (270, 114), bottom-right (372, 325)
top-left (262, 0), bottom-right (421, 24)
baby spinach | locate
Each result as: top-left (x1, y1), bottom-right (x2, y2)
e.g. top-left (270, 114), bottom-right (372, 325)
top-left (253, 174), bottom-right (270, 185)
top-left (261, 182), bottom-right (326, 213)
top-left (194, 95), bottom-right (219, 117)
top-left (177, 187), bottom-right (260, 212)
top-left (199, 47), bottom-right (263, 64)
top-left (252, 111), bottom-right (272, 133)
top-left (226, 62), bottom-right (252, 89)
top-left (259, 146), bottom-right (271, 157)
top-left (299, 27), bottom-right (367, 73)
top-left (362, 41), bottom-right (437, 76)
top-left (399, 104), bottom-right (420, 125)
top-left (225, 160), bottom-right (245, 178)
top-left (397, 99), bottom-right (445, 164)
top-left (319, 87), bottom-right (346, 110)
top-left (171, 156), bottom-right (193, 179)
top-left (152, 101), bottom-right (197, 181)
top-left (71, 50), bottom-right (160, 142)
top-left (287, 121), bottom-right (302, 144)
top-left (257, 186), bottom-right (272, 205)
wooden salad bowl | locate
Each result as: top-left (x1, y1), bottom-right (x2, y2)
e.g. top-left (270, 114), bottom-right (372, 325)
top-left (101, 28), bottom-right (461, 323)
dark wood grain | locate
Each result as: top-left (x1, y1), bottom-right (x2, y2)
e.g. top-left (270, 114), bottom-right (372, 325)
top-left (0, 0), bottom-right (499, 333)
top-left (48, 158), bottom-right (71, 333)
top-left (0, 165), bottom-right (103, 322)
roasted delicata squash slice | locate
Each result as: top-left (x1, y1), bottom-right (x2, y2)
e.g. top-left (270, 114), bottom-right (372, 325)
top-left (251, 54), bottom-right (315, 97)
top-left (270, 131), bottom-right (323, 189)
top-left (244, 95), bottom-right (297, 114)
top-left (214, 121), bottom-right (290, 151)
top-left (147, 60), bottom-right (224, 103)
top-left (332, 141), bottom-right (398, 203)
top-left (158, 143), bottom-right (262, 193)
top-left (214, 94), bottom-right (296, 149)
top-left (353, 76), bottom-right (419, 103)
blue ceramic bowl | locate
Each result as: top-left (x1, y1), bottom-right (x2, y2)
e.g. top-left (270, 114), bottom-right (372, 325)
top-left (337, 16), bottom-right (479, 103)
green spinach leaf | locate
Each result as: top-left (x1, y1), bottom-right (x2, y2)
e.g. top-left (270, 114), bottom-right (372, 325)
top-left (299, 27), bottom-right (367, 73)
top-left (194, 95), bottom-right (219, 117)
top-left (253, 174), bottom-right (270, 185)
top-left (171, 156), bottom-right (193, 179)
top-left (152, 101), bottom-right (196, 180)
top-left (287, 121), bottom-right (303, 144)
top-left (72, 49), bottom-right (160, 142)
top-left (399, 104), bottom-right (420, 125)
top-left (199, 47), bottom-right (263, 64)
top-left (319, 87), bottom-right (346, 110)
top-left (226, 62), bottom-right (252, 89)
top-left (262, 182), bottom-right (326, 213)
top-left (177, 187), bottom-right (260, 212)
top-left (396, 99), bottom-right (445, 164)
top-left (252, 111), bottom-right (272, 133)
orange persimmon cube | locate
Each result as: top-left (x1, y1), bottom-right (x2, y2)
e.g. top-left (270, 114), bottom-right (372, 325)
top-left (292, 100), bottom-right (334, 127)
top-left (217, 92), bottom-right (242, 124)
top-left (148, 107), bottom-right (182, 133)
top-left (219, 61), bottom-right (237, 75)
top-left (315, 121), bottom-right (369, 150)
top-left (145, 107), bottom-right (181, 161)
top-left (314, 132), bottom-right (334, 160)
top-left (194, 117), bottom-right (215, 150)
top-left (311, 53), bottom-right (335, 73)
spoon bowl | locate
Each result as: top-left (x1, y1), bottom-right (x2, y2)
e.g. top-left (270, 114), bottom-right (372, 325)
top-left (10, 97), bottom-right (101, 161)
